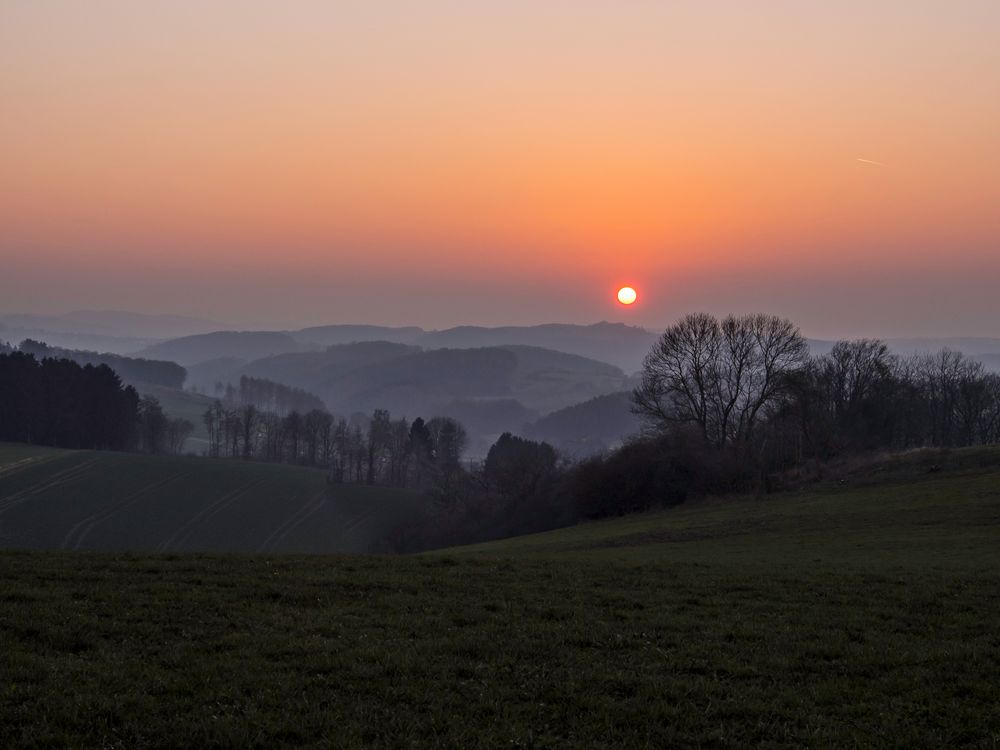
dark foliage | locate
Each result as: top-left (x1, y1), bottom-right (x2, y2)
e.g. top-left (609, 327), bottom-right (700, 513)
top-left (17, 339), bottom-right (186, 389)
top-left (570, 430), bottom-right (754, 519)
top-left (228, 375), bottom-right (326, 414)
top-left (0, 352), bottom-right (138, 450)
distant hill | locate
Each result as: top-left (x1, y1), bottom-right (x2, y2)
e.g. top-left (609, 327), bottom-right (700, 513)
top-left (0, 444), bottom-right (424, 554)
top-left (186, 341), bottom-right (628, 417)
top-left (0, 325), bottom-right (152, 356)
top-left (140, 321), bottom-right (657, 373)
top-left (16, 340), bottom-right (186, 389)
top-left (320, 347), bottom-right (520, 416)
top-left (179, 343), bottom-right (629, 457)
top-left (524, 391), bottom-right (642, 458)
top-left (137, 331), bottom-right (312, 366)
top-left (293, 324), bottom-right (424, 347)
top-left (184, 357), bottom-right (250, 391)
top-left (239, 341), bottom-right (420, 393)
top-left (419, 322), bottom-right (657, 374)
top-left (497, 345), bottom-right (629, 413)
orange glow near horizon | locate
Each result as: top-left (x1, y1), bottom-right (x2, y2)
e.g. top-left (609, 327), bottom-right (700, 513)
top-left (1, 2), bottom-right (999, 332)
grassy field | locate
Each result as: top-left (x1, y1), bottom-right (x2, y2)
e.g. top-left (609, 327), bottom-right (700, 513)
top-left (1, 447), bottom-right (998, 747)
top-left (0, 444), bottom-right (424, 554)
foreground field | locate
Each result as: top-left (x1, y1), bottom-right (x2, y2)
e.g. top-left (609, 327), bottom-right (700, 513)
top-left (1, 450), bottom-right (998, 747)
top-left (0, 444), bottom-right (423, 554)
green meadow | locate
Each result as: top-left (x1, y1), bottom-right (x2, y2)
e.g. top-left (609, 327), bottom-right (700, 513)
top-left (1, 446), bottom-right (998, 747)
top-left (0, 444), bottom-right (423, 554)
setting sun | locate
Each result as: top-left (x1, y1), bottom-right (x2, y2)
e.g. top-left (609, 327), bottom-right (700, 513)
top-left (617, 286), bottom-right (637, 306)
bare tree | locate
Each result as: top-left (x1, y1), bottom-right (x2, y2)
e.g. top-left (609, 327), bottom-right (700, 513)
top-left (302, 409), bottom-right (333, 466)
top-left (632, 313), bottom-right (808, 450)
top-left (165, 418), bottom-right (194, 455)
top-left (366, 409), bottom-right (392, 484)
top-left (237, 404), bottom-right (257, 460)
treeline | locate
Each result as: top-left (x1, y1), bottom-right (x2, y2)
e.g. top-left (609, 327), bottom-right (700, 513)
top-left (213, 375), bottom-right (326, 415)
top-left (201, 396), bottom-right (470, 490)
top-left (0, 352), bottom-right (192, 453)
top-left (582, 313), bottom-right (1000, 518)
top-left (402, 314), bottom-right (1000, 548)
top-left (16, 339), bottom-right (186, 389)
top-left (786, 343), bottom-right (1000, 456)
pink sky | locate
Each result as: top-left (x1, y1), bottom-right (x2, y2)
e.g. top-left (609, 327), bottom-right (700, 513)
top-left (2, 1), bottom-right (999, 336)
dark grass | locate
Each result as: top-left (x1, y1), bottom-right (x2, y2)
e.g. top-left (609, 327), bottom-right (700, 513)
top-left (2, 449), bottom-right (999, 747)
top-left (0, 444), bottom-right (424, 554)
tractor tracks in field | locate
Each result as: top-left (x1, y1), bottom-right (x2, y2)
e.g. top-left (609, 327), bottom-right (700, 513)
top-left (62, 471), bottom-right (192, 551)
top-left (0, 454), bottom-right (59, 480)
top-left (0, 458), bottom-right (102, 516)
top-left (257, 491), bottom-right (328, 553)
top-left (156, 480), bottom-right (262, 553)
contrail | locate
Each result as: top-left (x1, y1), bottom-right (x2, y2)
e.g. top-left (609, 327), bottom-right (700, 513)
top-left (856, 158), bottom-right (886, 167)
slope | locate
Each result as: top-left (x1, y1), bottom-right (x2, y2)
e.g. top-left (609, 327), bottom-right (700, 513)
top-left (450, 447), bottom-right (1000, 566)
top-left (0, 450), bottom-right (997, 746)
top-left (0, 444), bottom-right (424, 554)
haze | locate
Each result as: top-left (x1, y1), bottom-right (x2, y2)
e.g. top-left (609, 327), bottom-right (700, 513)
top-left (2, 1), bottom-right (999, 337)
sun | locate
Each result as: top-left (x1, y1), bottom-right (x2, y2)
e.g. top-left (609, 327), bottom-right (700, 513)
top-left (616, 286), bottom-right (637, 305)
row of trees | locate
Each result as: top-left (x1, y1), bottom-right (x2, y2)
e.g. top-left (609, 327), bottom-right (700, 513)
top-left (786, 342), bottom-right (1000, 457)
top-left (201, 396), bottom-right (469, 492)
top-left (215, 375), bottom-right (326, 415)
top-left (567, 313), bottom-right (1000, 519)
top-left (632, 313), bottom-right (1000, 456)
top-left (0, 352), bottom-right (192, 453)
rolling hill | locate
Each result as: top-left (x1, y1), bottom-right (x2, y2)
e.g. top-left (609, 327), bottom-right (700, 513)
top-left (237, 341), bottom-right (421, 393)
top-left (0, 310), bottom-right (223, 355)
top-left (524, 390), bottom-right (642, 457)
top-left (137, 331), bottom-right (313, 366)
top-left (449, 446), bottom-right (1000, 564)
top-left (293, 324), bottom-right (424, 347)
top-left (0, 444), bottom-right (425, 554)
top-left (138, 321), bottom-right (658, 373)
top-left (416, 322), bottom-right (658, 373)
top-left (1, 448), bottom-right (997, 746)
top-left (180, 342), bottom-right (632, 457)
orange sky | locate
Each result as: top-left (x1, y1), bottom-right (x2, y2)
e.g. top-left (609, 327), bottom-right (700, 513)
top-left (2, 1), bottom-right (999, 335)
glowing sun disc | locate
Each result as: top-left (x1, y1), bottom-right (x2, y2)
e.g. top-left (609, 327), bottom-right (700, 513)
top-left (617, 286), bottom-right (637, 305)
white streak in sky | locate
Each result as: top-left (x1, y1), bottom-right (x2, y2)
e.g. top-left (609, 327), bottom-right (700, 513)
top-left (856, 158), bottom-right (887, 166)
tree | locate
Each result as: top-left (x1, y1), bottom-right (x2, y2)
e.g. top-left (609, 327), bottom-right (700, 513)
top-left (426, 416), bottom-right (468, 504)
top-left (283, 410), bottom-right (303, 463)
top-left (136, 396), bottom-right (168, 454)
top-left (238, 403), bottom-right (258, 460)
top-left (366, 409), bottom-right (392, 484)
top-left (408, 417), bottom-right (433, 487)
top-left (303, 409), bottom-right (333, 466)
top-left (386, 417), bottom-right (411, 486)
top-left (166, 418), bottom-right (195, 454)
top-left (632, 313), bottom-right (808, 450)
top-left (810, 339), bottom-right (899, 452)
top-left (484, 432), bottom-right (558, 506)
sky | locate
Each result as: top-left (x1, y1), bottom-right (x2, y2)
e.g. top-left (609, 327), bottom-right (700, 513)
top-left (2, 1), bottom-right (999, 336)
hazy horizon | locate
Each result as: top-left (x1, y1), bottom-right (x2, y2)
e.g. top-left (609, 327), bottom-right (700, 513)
top-left (3, 1), bottom-right (998, 338)
top-left (3, 302), bottom-right (1000, 344)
